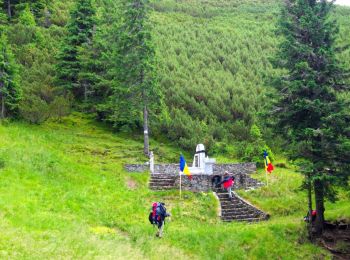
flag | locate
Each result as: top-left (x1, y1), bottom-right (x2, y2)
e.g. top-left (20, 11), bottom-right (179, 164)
top-left (263, 150), bottom-right (274, 173)
top-left (179, 154), bottom-right (192, 180)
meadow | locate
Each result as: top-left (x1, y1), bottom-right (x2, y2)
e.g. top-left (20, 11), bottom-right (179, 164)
top-left (0, 114), bottom-right (348, 259)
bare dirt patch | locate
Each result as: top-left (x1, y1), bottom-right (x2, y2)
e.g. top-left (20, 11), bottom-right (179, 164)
top-left (127, 178), bottom-right (137, 190)
top-left (317, 221), bottom-right (350, 260)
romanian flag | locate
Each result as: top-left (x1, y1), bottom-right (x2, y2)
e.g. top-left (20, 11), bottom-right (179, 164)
top-left (263, 150), bottom-right (274, 173)
top-left (179, 155), bottom-right (192, 180)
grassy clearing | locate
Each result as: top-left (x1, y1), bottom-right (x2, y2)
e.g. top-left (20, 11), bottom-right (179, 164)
top-left (0, 114), bottom-right (348, 259)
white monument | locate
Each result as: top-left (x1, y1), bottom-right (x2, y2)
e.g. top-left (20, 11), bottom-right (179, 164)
top-left (188, 144), bottom-right (216, 175)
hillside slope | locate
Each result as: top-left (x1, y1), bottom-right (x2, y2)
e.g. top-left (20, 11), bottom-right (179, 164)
top-left (151, 0), bottom-right (350, 150)
top-left (0, 115), bottom-right (349, 259)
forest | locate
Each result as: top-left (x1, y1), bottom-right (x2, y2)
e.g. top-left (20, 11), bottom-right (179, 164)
top-left (0, 0), bottom-right (349, 258)
top-left (1, 0), bottom-right (349, 155)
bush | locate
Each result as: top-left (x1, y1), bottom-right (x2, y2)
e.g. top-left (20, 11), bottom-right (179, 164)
top-left (241, 124), bottom-right (274, 165)
top-left (20, 95), bottom-right (50, 124)
top-left (49, 96), bottom-right (71, 121)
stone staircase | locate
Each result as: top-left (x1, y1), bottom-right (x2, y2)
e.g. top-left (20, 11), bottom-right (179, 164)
top-left (215, 189), bottom-right (269, 222)
top-left (149, 174), bottom-right (176, 190)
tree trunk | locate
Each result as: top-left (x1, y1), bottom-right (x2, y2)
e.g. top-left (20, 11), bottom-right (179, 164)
top-left (314, 179), bottom-right (325, 235)
top-left (143, 104), bottom-right (149, 156)
top-left (83, 82), bottom-right (87, 103)
top-left (307, 172), bottom-right (313, 240)
top-left (1, 95), bottom-right (5, 119)
top-left (7, 0), bottom-right (11, 18)
top-left (140, 68), bottom-right (149, 157)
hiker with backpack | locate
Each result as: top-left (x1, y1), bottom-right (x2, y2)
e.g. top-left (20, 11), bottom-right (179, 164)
top-left (304, 210), bottom-right (317, 222)
top-left (219, 171), bottom-right (235, 199)
top-left (149, 202), bottom-right (171, 238)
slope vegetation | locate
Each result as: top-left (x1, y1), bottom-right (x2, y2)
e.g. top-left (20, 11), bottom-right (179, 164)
top-left (0, 115), bottom-right (349, 259)
top-left (151, 0), bottom-right (350, 150)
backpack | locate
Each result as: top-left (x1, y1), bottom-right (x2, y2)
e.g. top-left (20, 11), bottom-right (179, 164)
top-left (149, 202), bottom-right (166, 225)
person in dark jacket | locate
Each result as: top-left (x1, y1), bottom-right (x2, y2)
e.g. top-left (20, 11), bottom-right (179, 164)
top-left (304, 210), bottom-right (317, 222)
top-left (149, 202), bottom-right (171, 238)
top-left (219, 172), bottom-right (235, 199)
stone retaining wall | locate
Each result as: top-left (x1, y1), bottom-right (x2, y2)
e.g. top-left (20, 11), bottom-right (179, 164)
top-left (126, 162), bottom-right (262, 192)
top-left (124, 162), bottom-right (256, 175)
top-left (174, 173), bottom-right (262, 192)
top-left (213, 163), bottom-right (256, 175)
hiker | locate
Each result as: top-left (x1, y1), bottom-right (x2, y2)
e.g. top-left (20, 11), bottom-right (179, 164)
top-left (304, 210), bottom-right (317, 222)
top-left (219, 171), bottom-right (235, 199)
top-left (149, 202), bottom-right (170, 238)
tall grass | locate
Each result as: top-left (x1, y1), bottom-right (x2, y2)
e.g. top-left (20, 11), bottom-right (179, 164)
top-left (1, 114), bottom-right (348, 258)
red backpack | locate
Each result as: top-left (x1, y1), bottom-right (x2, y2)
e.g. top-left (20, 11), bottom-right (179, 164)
top-left (149, 202), bottom-right (166, 225)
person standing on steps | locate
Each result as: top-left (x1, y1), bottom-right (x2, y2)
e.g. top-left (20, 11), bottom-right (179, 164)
top-left (219, 172), bottom-right (235, 200)
top-left (148, 202), bottom-right (171, 238)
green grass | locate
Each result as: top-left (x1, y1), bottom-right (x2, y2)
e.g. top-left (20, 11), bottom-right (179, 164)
top-left (0, 114), bottom-right (348, 259)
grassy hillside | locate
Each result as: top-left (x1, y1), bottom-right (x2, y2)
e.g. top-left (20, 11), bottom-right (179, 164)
top-left (0, 114), bottom-right (349, 259)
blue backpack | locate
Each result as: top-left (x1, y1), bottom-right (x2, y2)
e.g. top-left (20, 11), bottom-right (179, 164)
top-left (149, 202), bottom-right (166, 225)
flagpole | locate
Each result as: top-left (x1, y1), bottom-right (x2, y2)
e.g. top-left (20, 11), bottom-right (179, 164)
top-left (179, 171), bottom-right (182, 199)
top-left (265, 169), bottom-right (269, 186)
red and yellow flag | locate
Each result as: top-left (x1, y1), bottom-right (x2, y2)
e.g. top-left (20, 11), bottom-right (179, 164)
top-left (263, 150), bottom-right (274, 173)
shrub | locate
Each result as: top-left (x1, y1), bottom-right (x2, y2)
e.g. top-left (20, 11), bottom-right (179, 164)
top-left (20, 95), bottom-right (50, 124)
top-left (49, 96), bottom-right (71, 121)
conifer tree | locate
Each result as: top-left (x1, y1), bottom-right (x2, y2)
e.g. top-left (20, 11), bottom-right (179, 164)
top-left (56, 0), bottom-right (95, 100)
top-left (0, 0), bottom-right (7, 25)
top-left (0, 33), bottom-right (21, 118)
top-left (275, 0), bottom-right (349, 234)
top-left (105, 0), bottom-right (161, 156)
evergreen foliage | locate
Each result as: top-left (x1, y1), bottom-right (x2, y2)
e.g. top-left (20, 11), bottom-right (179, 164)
top-left (274, 0), bottom-right (350, 233)
top-left (56, 0), bottom-right (95, 99)
top-left (18, 3), bottom-right (36, 26)
top-left (99, 0), bottom-right (161, 129)
top-left (0, 0), bottom-right (7, 25)
top-left (0, 32), bottom-right (21, 118)
top-left (1, 0), bottom-right (45, 19)
top-left (0, 0), bottom-right (349, 159)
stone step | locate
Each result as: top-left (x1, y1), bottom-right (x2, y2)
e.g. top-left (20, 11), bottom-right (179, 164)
top-left (214, 191), bottom-right (268, 223)
top-left (221, 213), bottom-right (259, 219)
top-left (221, 205), bottom-right (246, 210)
top-left (149, 181), bottom-right (175, 185)
top-left (217, 194), bottom-right (239, 198)
top-left (150, 186), bottom-right (175, 190)
top-left (150, 178), bottom-right (175, 182)
top-left (222, 209), bottom-right (256, 215)
top-left (150, 175), bottom-right (175, 179)
top-left (149, 184), bottom-right (175, 188)
top-left (220, 201), bottom-right (245, 206)
top-left (222, 218), bottom-right (262, 222)
top-left (220, 200), bottom-right (242, 204)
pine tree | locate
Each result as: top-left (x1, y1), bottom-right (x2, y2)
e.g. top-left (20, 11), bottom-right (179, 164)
top-left (18, 3), bottom-right (36, 26)
top-left (113, 0), bottom-right (161, 155)
top-left (56, 0), bottom-right (95, 100)
top-left (1, 0), bottom-right (44, 19)
top-left (0, 0), bottom-right (7, 25)
top-left (105, 0), bottom-right (161, 156)
top-left (0, 33), bottom-right (21, 118)
top-left (275, 0), bottom-right (349, 235)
